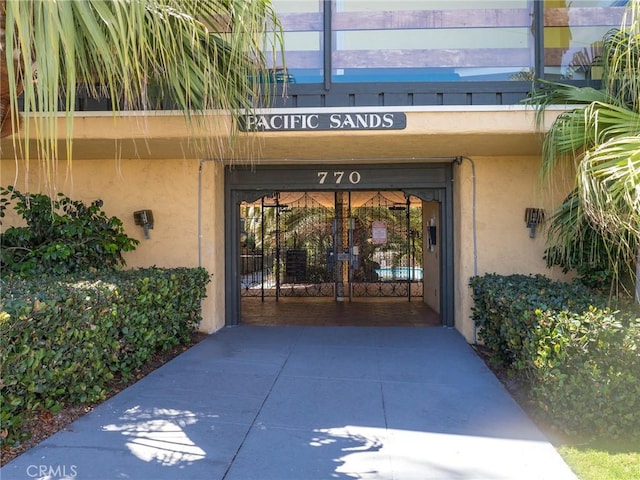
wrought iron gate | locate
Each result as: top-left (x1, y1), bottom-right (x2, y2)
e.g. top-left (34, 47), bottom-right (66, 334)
top-left (349, 193), bottom-right (423, 298)
top-left (241, 192), bottom-right (335, 298)
top-left (240, 191), bottom-right (423, 300)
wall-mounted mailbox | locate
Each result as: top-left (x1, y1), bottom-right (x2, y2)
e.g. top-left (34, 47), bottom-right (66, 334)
top-left (427, 218), bottom-right (437, 252)
top-left (134, 210), bottom-right (154, 239)
top-left (428, 226), bottom-right (437, 248)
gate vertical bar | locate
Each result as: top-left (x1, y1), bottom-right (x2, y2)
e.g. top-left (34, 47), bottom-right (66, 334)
top-left (275, 195), bottom-right (281, 302)
top-left (261, 196), bottom-right (265, 302)
top-left (335, 192), bottom-right (343, 300)
top-left (406, 196), bottom-right (411, 301)
top-left (348, 192), bottom-right (353, 302)
top-left (334, 191), bottom-right (350, 301)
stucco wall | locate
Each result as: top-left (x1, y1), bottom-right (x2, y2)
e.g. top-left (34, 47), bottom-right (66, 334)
top-left (422, 201), bottom-right (440, 313)
top-left (0, 157), bottom-right (226, 334)
top-left (453, 155), bottom-right (570, 342)
top-left (1, 107), bottom-right (570, 342)
top-left (2, 153), bottom-right (573, 341)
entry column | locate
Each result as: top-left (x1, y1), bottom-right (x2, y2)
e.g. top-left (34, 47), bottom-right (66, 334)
top-left (334, 191), bottom-right (350, 301)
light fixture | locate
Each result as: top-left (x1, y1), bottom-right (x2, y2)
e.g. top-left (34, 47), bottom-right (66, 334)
top-left (388, 203), bottom-right (406, 211)
top-left (524, 208), bottom-right (545, 238)
top-left (133, 210), bottom-right (154, 239)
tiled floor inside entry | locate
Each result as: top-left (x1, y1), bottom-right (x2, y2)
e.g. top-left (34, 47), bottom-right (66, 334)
top-left (241, 297), bottom-right (441, 326)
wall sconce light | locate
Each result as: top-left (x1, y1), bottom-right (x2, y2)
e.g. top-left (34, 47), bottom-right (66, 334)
top-left (525, 208), bottom-right (545, 238)
top-left (133, 210), bottom-right (154, 239)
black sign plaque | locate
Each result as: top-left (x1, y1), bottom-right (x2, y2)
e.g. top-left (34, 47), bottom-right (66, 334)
top-left (238, 112), bottom-right (406, 132)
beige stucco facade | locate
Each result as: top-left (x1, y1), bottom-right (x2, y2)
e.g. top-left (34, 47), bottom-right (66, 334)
top-left (0, 106), bottom-right (570, 342)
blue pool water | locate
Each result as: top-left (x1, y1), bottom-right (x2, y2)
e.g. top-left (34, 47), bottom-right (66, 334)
top-left (375, 267), bottom-right (423, 281)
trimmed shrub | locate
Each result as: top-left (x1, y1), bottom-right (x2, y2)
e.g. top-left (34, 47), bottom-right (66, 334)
top-left (530, 308), bottom-right (640, 439)
top-left (468, 274), bottom-right (604, 371)
top-left (0, 267), bottom-right (210, 446)
top-left (470, 273), bottom-right (640, 440)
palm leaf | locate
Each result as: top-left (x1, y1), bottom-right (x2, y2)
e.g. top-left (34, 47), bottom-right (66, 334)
top-left (545, 189), bottom-right (637, 293)
top-left (603, 3), bottom-right (640, 111)
top-left (579, 136), bottom-right (640, 237)
top-left (1, 0), bottom-right (284, 187)
top-left (525, 83), bottom-right (614, 180)
top-left (524, 0), bottom-right (640, 297)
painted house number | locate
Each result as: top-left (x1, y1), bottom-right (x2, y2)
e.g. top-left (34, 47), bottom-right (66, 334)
top-left (317, 171), bottom-right (361, 185)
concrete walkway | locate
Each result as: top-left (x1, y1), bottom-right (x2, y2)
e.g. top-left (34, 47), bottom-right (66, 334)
top-left (1, 326), bottom-right (577, 480)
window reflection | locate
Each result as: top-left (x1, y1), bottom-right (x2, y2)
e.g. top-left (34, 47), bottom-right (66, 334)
top-left (269, 0), bottom-right (324, 84)
top-left (268, 0), bottom-right (629, 84)
top-left (544, 0), bottom-right (628, 80)
top-left (332, 1), bottom-right (534, 83)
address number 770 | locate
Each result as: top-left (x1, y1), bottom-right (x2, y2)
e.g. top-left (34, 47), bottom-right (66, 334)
top-left (317, 171), bottom-right (361, 185)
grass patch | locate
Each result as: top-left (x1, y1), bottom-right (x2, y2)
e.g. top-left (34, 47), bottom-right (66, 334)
top-left (557, 441), bottom-right (640, 480)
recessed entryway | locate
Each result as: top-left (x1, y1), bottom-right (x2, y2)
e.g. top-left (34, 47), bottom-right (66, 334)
top-left (225, 163), bottom-right (454, 327)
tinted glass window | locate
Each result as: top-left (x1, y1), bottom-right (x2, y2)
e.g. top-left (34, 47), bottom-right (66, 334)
top-left (269, 0), bottom-right (629, 84)
top-left (270, 0), bottom-right (324, 84)
top-left (331, 1), bottom-right (534, 82)
top-left (544, 0), bottom-right (628, 80)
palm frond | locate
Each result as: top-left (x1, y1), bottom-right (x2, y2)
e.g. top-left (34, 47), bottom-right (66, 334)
top-left (1, 0), bottom-right (284, 188)
top-left (524, 80), bottom-right (612, 128)
top-left (579, 136), bottom-right (640, 237)
top-left (603, 3), bottom-right (640, 111)
top-left (525, 0), bottom-right (640, 298)
top-left (524, 82), bottom-right (613, 180)
top-left (545, 189), bottom-right (637, 294)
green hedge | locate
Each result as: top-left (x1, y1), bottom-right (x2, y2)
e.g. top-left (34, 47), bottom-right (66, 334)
top-left (469, 274), bottom-right (605, 372)
top-left (0, 267), bottom-right (210, 446)
top-left (470, 274), bottom-right (640, 440)
top-left (531, 308), bottom-right (640, 439)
